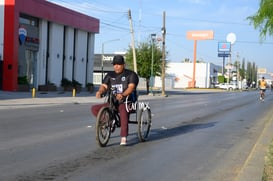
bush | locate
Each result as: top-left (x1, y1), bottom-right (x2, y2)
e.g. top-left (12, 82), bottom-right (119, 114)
top-left (218, 75), bottom-right (226, 83)
top-left (61, 78), bottom-right (82, 87)
top-left (86, 82), bottom-right (94, 87)
top-left (18, 76), bottom-right (29, 85)
top-left (61, 78), bottom-right (73, 87)
top-left (72, 79), bottom-right (82, 87)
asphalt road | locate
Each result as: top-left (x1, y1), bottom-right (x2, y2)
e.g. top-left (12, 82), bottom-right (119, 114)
top-left (1, 90), bottom-right (273, 181)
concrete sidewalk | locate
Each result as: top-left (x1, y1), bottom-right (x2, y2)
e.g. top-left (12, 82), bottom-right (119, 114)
top-left (0, 88), bottom-right (236, 110)
top-left (0, 90), bottom-right (164, 109)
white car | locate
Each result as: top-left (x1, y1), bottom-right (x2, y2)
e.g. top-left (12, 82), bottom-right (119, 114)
top-left (215, 83), bottom-right (226, 89)
top-left (215, 83), bottom-right (238, 91)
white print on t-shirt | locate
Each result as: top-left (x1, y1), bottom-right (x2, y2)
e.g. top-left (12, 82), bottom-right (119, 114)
top-left (112, 84), bottom-right (123, 94)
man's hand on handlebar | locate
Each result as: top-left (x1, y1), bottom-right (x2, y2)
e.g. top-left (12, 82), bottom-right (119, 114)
top-left (96, 91), bottom-right (104, 98)
top-left (116, 93), bottom-right (124, 102)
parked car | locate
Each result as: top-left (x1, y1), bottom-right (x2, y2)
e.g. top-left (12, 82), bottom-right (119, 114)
top-left (215, 83), bottom-right (238, 91)
top-left (215, 83), bottom-right (226, 89)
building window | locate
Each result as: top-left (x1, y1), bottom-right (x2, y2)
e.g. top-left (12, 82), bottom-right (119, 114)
top-left (19, 14), bottom-right (39, 27)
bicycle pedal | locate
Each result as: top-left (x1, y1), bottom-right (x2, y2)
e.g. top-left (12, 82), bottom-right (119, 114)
top-left (111, 125), bottom-right (116, 132)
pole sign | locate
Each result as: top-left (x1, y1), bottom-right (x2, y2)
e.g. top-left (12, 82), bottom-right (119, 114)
top-left (218, 42), bottom-right (231, 57)
top-left (186, 30), bottom-right (214, 88)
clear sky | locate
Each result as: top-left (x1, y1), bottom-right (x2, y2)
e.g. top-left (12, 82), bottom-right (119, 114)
top-left (48, 0), bottom-right (273, 74)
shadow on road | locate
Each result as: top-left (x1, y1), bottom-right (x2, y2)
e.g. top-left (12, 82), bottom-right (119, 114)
top-left (124, 121), bottom-right (217, 146)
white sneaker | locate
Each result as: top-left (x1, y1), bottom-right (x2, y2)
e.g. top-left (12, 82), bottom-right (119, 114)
top-left (120, 137), bottom-right (127, 146)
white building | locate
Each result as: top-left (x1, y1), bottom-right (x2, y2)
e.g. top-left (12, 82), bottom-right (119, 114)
top-left (153, 62), bottom-right (221, 89)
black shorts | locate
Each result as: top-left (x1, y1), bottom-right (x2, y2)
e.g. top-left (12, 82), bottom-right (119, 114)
top-left (261, 89), bottom-right (266, 92)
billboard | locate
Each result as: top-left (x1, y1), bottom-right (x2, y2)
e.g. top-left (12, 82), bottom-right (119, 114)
top-left (186, 30), bottom-right (214, 40)
top-left (258, 68), bottom-right (267, 74)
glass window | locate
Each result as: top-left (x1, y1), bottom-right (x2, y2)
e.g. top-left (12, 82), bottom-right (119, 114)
top-left (19, 14), bottom-right (39, 27)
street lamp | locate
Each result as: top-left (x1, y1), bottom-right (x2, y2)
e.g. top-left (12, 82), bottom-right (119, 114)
top-left (101, 39), bottom-right (120, 83)
top-left (149, 33), bottom-right (156, 95)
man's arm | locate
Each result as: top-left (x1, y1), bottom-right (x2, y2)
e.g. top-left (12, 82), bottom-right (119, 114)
top-left (96, 84), bottom-right (108, 98)
top-left (122, 83), bottom-right (136, 97)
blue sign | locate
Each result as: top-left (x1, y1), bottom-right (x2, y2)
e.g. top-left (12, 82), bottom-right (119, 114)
top-left (218, 42), bottom-right (231, 52)
top-left (18, 27), bottom-right (27, 44)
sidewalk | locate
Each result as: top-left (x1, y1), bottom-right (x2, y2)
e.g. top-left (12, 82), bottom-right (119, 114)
top-left (0, 90), bottom-right (96, 109)
top-left (0, 88), bottom-right (247, 110)
top-left (0, 90), bottom-right (164, 109)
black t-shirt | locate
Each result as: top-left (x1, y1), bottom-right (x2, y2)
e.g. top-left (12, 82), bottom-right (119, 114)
top-left (103, 69), bottom-right (139, 102)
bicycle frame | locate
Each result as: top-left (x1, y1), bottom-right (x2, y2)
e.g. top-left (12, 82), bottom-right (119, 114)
top-left (106, 87), bottom-right (138, 125)
top-left (95, 87), bottom-right (151, 147)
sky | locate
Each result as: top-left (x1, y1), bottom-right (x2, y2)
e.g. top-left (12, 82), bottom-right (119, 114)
top-left (47, 0), bottom-right (273, 74)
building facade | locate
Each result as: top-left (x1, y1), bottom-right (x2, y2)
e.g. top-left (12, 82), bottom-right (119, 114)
top-left (93, 53), bottom-right (126, 84)
top-left (153, 62), bottom-right (221, 89)
top-left (92, 53), bottom-right (221, 89)
top-left (0, 0), bottom-right (99, 91)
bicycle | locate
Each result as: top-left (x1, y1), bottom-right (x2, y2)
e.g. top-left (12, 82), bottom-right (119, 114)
top-left (260, 90), bottom-right (265, 101)
top-left (95, 87), bottom-right (152, 147)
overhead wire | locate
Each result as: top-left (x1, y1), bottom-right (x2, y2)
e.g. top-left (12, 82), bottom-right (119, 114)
top-left (46, 0), bottom-right (272, 62)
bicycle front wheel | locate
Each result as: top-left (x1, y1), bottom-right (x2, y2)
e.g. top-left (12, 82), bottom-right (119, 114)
top-left (96, 107), bottom-right (112, 147)
top-left (137, 107), bottom-right (152, 142)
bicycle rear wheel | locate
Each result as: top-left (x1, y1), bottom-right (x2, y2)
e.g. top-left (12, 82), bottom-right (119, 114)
top-left (96, 107), bottom-right (112, 147)
top-left (137, 107), bottom-right (152, 142)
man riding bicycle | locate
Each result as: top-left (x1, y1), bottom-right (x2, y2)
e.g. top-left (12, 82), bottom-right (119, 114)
top-left (91, 55), bottom-right (139, 145)
top-left (259, 77), bottom-right (267, 101)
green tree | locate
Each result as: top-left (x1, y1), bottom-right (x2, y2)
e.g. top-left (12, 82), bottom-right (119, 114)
top-left (233, 60), bottom-right (240, 80)
top-left (246, 61), bottom-right (252, 82)
top-left (247, 0), bottom-right (273, 39)
top-left (252, 62), bottom-right (258, 83)
top-left (125, 42), bottom-right (163, 94)
top-left (245, 60), bottom-right (258, 84)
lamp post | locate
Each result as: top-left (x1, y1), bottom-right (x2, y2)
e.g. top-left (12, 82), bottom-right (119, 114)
top-left (149, 33), bottom-right (156, 95)
top-left (101, 39), bottom-right (120, 83)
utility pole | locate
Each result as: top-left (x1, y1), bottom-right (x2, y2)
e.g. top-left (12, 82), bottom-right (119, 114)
top-left (101, 39), bottom-right (120, 83)
top-left (128, 9), bottom-right (138, 74)
top-left (149, 33), bottom-right (156, 95)
top-left (161, 11), bottom-right (167, 97)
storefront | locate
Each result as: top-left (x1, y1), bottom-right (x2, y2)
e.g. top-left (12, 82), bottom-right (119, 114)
top-left (0, 0), bottom-right (99, 91)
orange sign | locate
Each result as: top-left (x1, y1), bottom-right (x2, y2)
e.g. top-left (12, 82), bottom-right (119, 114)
top-left (187, 30), bottom-right (214, 40)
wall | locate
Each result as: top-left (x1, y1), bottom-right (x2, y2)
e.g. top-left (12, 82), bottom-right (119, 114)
top-left (37, 19), bottom-right (48, 86)
top-left (86, 33), bottom-right (95, 84)
top-left (74, 29), bottom-right (87, 86)
top-left (63, 27), bottom-right (74, 81)
top-left (157, 62), bottom-right (219, 89)
top-left (48, 23), bottom-right (64, 86)
top-left (0, 0), bottom-right (3, 60)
